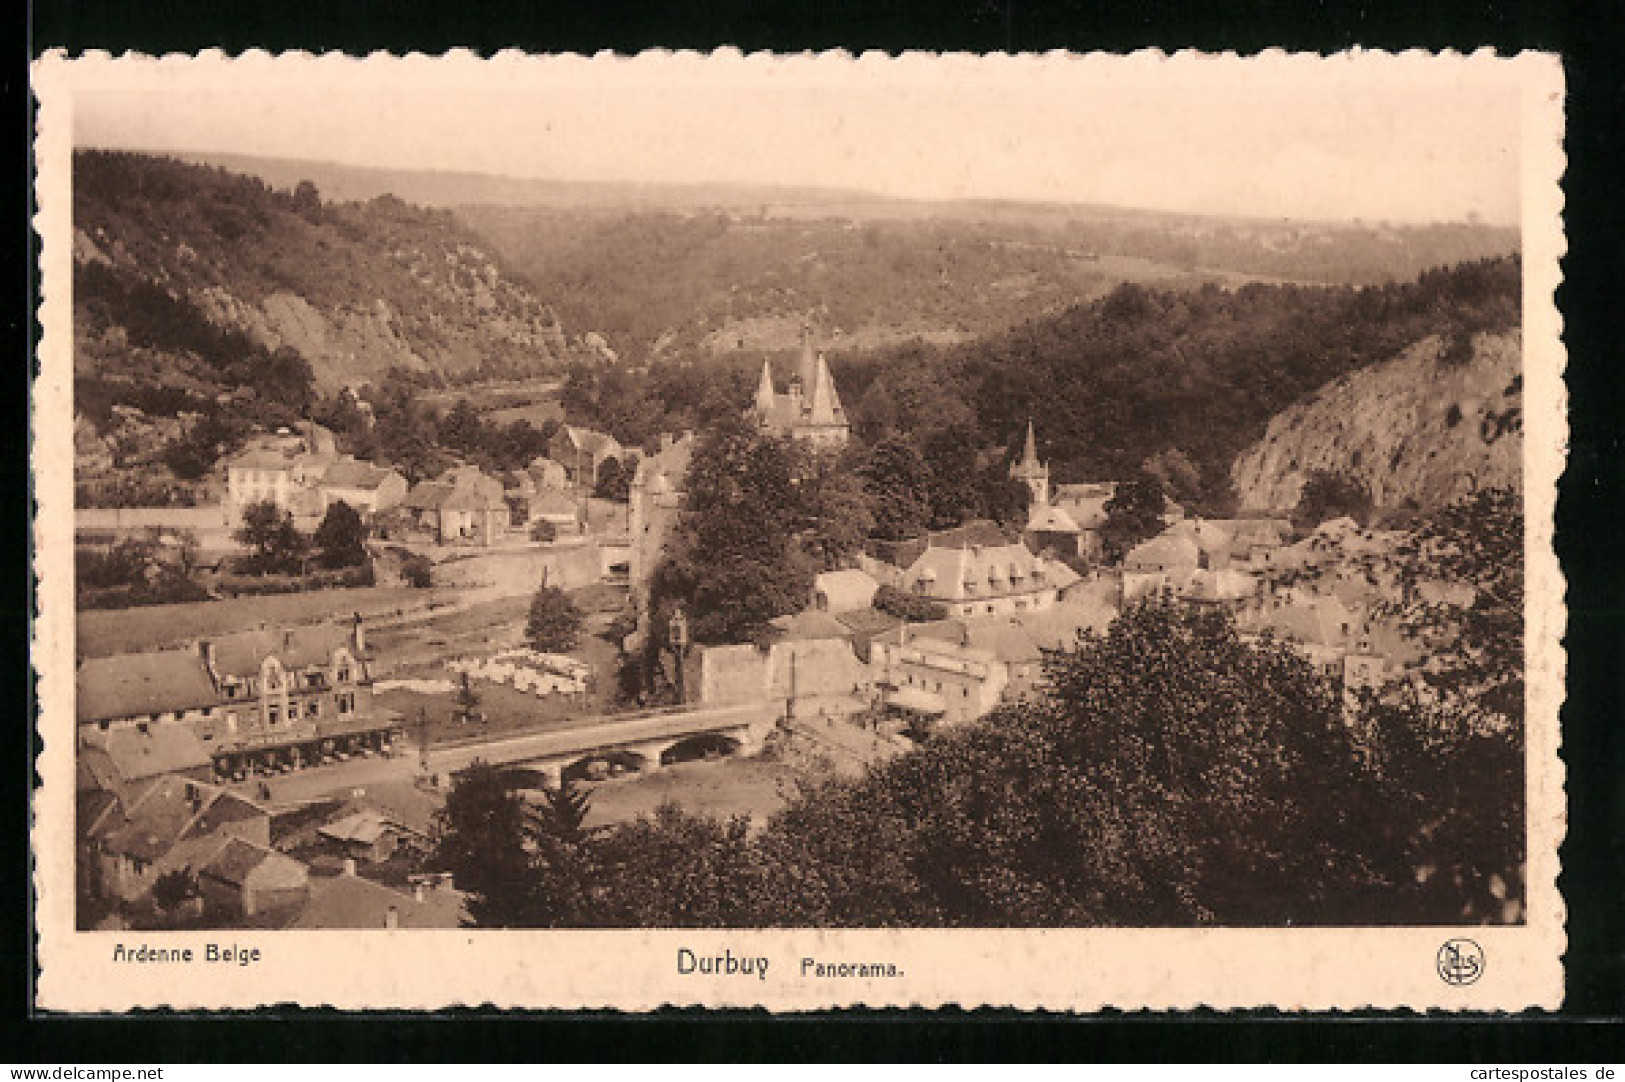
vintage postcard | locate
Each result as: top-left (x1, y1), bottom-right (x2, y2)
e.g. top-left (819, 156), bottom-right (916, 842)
top-left (31, 49), bottom-right (1566, 1012)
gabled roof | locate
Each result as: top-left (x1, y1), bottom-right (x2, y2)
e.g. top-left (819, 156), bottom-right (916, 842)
top-left (529, 488), bottom-right (578, 517)
top-left (768, 609), bottom-right (854, 643)
top-left (289, 873), bottom-right (464, 929)
top-left (879, 519), bottom-right (1014, 570)
top-left (404, 480), bottom-right (453, 510)
top-left (208, 623), bottom-right (359, 678)
top-left (96, 726), bottom-right (213, 784)
top-left (1123, 533), bottom-right (1201, 573)
top-left (199, 838), bottom-right (307, 891)
top-left (77, 650), bottom-right (219, 723)
top-left (318, 808), bottom-right (405, 846)
top-left (813, 568), bottom-right (880, 614)
top-left (321, 459), bottom-right (401, 490)
top-left (559, 426), bottom-right (623, 460)
top-left (1027, 504), bottom-right (1082, 534)
top-left (903, 538), bottom-right (1055, 604)
top-left (90, 775), bottom-right (255, 862)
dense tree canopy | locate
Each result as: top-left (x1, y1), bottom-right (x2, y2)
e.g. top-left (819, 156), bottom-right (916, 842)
top-left (437, 601), bottom-right (1516, 928)
top-left (1293, 469), bottom-right (1376, 530)
top-left (232, 500), bottom-right (308, 575)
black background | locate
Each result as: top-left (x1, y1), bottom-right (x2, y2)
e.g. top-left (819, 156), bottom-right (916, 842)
top-left (15, 0), bottom-right (1625, 1061)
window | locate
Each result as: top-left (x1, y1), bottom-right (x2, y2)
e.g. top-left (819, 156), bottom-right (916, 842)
top-left (224, 683), bottom-right (239, 700)
top-left (306, 700), bottom-right (321, 718)
top-left (268, 706), bottom-right (280, 726)
top-left (137, 721), bottom-right (150, 735)
top-left (337, 667), bottom-right (352, 684)
top-left (338, 693), bottom-right (354, 716)
top-left (201, 706), bottom-right (213, 717)
top-left (305, 673), bottom-right (323, 689)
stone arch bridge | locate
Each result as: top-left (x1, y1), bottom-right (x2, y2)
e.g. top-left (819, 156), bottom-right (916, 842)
top-left (426, 701), bottom-right (779, 788)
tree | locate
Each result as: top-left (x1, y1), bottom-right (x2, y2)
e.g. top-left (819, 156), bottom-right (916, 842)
top-left (536, 780), bottom-right (594, 846)
top-left (312, 500), bottom-right (369, 569)
top-left (531, 517), bottom-right (559, 543)
top-left (453, 672), bottom-right (482, 726)
top-left (232, 500), bottom-right (307, 575)
top-left (860, 435), bottom-right (932, 542)
top-left (651, 416), bottom-right (815, 643)
top-left (429, 762), bottom-right (540, 928)
top-left (527, 584), bottom-right (584, 653)
top-left (1293, 469), bottom-right (1374, 530)
top-left (795, 454), bottom-right (874, 569)
top-left (1099, 475), bottom-right (1167, 564)
top-left (150, 868), bottom-right (197, 913)
top-left (401, 553), bottom-right (434, 588)
top-left (1142, 448), bottom-right (1204, 512)
top-left (1357, 488), bottom-right (1525, 922)
top-left (593, 456), bottom-right (632, 502)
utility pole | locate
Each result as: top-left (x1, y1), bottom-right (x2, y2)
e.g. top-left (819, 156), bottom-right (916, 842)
top-left (417, 706), bottom-right (431, 776)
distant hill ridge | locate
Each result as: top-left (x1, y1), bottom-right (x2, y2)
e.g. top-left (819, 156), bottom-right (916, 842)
top-left (73, 149), bottom-right (570, 392)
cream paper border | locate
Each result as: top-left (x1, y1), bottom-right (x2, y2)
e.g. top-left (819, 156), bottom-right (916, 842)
top-left (31, 49), bottom-right (1567, 1013)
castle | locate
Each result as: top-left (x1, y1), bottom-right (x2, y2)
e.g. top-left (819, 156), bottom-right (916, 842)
top-left (751, 322), bottom-right (850, 449)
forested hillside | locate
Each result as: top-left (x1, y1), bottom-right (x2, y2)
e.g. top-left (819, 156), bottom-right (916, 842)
top-left (821, 256), bottom-right (1521, 510)
top-left (73, 150), bottom-right (570, 411)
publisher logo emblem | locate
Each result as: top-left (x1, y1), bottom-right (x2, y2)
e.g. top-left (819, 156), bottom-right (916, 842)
top-left (1436, 938), bottom-right (1485, 986)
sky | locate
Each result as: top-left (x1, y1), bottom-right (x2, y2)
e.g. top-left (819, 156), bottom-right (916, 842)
top-left (64, 52), bottom-right (1527, 224)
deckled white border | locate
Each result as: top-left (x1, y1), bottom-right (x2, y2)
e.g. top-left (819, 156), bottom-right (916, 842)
top-left (31, 48), bottom-right (1566, 1012)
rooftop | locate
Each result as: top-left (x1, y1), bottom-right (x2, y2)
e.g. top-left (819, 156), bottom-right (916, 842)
top-left (77, 650), bottom-right (219, 723)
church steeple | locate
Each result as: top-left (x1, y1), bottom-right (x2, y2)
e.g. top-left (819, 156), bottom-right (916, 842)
top-left (1010, 418), bottom-right (1050, 507)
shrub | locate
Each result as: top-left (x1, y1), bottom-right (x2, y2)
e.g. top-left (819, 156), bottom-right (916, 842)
top-left (872, 584), bottom-right (949, 622)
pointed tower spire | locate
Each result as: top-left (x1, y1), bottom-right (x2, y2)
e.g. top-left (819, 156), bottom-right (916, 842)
top-left (1022, 419), bottom-right (1040, 468)
top-left (798, 318), bottom-right (818, 397)
top-left (754, 359), bottom-right (778, 417)
top-left (808, 353), bottom-right (840, 424)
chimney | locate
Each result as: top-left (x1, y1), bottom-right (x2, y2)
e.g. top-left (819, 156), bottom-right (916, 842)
top-left (413, 881), bottom-right (426, 903)
top-left (351, 612), bottom-right (366, 655)
top-left (198, 639), bottom-right (217, 675)
top-left (342, 857), bottom-right (357, 877)
top-left (282, 628), bottom-right (294, 651)
top-left (384, 904), bottom-right (399, 930)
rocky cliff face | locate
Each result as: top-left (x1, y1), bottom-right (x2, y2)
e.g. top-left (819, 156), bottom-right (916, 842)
top-left (1230, 331), bottom-right (1522, 512)
top-left (73, 151), bottom-right (571, 391)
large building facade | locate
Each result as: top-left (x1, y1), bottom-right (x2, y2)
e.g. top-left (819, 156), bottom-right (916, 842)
top-left (76, 619), bottom-right (401, 781)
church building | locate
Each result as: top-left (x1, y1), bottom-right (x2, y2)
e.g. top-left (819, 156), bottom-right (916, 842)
top-left (751, 322), bottom-right (850, 449)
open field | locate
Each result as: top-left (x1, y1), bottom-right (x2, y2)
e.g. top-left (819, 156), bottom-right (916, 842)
top-left (76, 586), bottom-right (462, 657)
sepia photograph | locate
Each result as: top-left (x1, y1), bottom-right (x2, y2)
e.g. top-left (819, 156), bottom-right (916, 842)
top-left (31, 50), bottom-right (1566, 1011)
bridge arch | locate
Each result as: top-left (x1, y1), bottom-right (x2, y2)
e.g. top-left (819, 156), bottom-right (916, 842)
top-left (562, 748), bottom-right (649, 784)
top-left (659, 732), bottom-right (742, 767)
